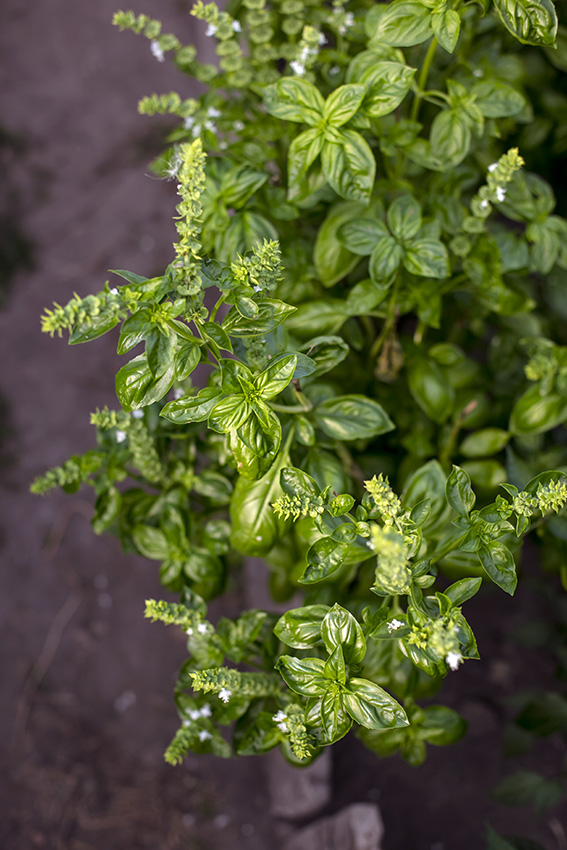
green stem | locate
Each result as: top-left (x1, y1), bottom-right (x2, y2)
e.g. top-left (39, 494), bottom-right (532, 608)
top-left (336, 443), bottom-right (365, 484)
top-left (410, 37), bottom-right (438, 124)
top-left (269, 402), bottom-right (311, 414)
top-left (429, 532), bottom-right (469, 566)
top-left (439, 400), bottom-right (478, 470)
top-left (210, 294), bottom-right (226, 323)
top-left (413, 319), bottom-right (426, 345)
top-left (369, 276), bottom-right (400, 362)
top-left (292, 387), bottom-right (313, 410)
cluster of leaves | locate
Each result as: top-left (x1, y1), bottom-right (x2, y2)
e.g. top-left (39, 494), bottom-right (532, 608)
top-left (33, 0), bottom-right (567, 812)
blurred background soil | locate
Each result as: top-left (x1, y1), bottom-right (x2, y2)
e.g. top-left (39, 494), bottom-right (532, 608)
top-left (0, 2), bottom-right (565, 849)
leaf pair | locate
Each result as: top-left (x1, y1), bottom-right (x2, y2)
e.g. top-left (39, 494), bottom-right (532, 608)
top-left (263, 78), bottom-right (376, 203)
top-left (339, 194), bottom-right (450, 286)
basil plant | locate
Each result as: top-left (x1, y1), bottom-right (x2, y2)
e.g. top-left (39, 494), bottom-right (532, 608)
top-left (34, 0), bottom-right (567, 768)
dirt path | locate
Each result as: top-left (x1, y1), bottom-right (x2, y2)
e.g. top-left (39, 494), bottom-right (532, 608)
top-left (0, 3), bottom-right (275, 848)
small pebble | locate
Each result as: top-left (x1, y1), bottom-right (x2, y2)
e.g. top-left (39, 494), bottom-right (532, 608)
top-left (114, 690), bottom-right (137, 713)
top-left (140, 235), bottom-right (155, 252)
top-left (214, 813), bottom-right (230, 829)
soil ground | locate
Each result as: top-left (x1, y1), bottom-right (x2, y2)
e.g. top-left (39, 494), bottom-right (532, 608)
top-left (1, 3), bottom-right (566, 849)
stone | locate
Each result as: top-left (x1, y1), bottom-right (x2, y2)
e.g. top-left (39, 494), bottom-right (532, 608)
top-left (282, 803), bottom-right (384, 850)
top-left (266, 747), bottom-right (332, 820)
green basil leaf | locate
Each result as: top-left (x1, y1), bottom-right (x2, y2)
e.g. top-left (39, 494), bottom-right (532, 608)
top-left (208, 395), bottom-right (251, 433)
top-left (108, 268), bottom-right (149, 286)
top-left (215, 211), bottom-right (278, 263)
top-left (369, 615), bottom-right (411, 640)
top-left (306, 691), bottom-right (353, 744)
top-left (280, 466), bottom-right (320, 500)
top-left (460, 428), bottom-right (510, 458)
top-left (229, 408), bottom-right (281, 480)
top-left (220, 165), bottom-right (268, 208)
top-left (146, 327), bottom-right (176, 377)
top-left (516, 692), bottom-right (567, 736)
top-left (338, 218), bottom-right (389, 255)
top-left (255, 354), bottom-right (298, 399)
top-left (230, 445), bottom-right (291, 556)
top-left (92, 486), bottom-right (121, 534)
top-left (314, 201), bottom-right (368, 286)
top-left (183, 546), bottom-right (225, 598)
top-left (509, 385), bottom-right (567, 435)
top-left (402, 459), bottom-right (452, 535)
top-left (263, 78), bottom-right (325, 125)
top-left (321, 129), bottom-right (376, 204)
top-left (298, 335), bottom-right (350, 379)
top-left (234, 294), bottom-right (259, 320)
top-left (493, 770), bottom-right (563, 813)
top-left (160, 386), bottom-right (222, 424)
top-left (174, 338), bottom-right (201, 381)
top-left (325, 645), bottom-right (347, 684)
top-left (193, 469), bottom-right (233, 504)
top-left (69, 311), bottom-right (121, 345)
top-left (369, 0), bottom-right (433, 47)
top-left (323, 84), bottom-right (366, 127)
top-left (472, 78), bottom-right (526, 118)
top-left (221, 359), bottom-right (253, 394)
top-left (369, 236), bottom-right (404, 282)
top-left (287, 128), bottom-right (325, 199)
top-left (117, 308), bottom-right (152, 355)
top-left (202, 321), bottom-right (233, 353)
top-left (159, 558), bottom-right (183, 591)
top-left (431, 8), bottom-right (461, 53)
top-left (234, 709), bottom-right (282, 756)
top-left (291, 352), bottom-right (318, 379)
top-left (387, 195), bottom-right (422, 240)
top-left (132, 524), bottom-right (169, 560)
top-left (276, 655), bottom-right (328, 696)
top-left (343, 678), bottom-right (409, 729)
top-left (360, 61), bottom-right (416, 118)
top-left (329, 494), bottom-right (356, 516)
top-left (523, 469), bottom-right (567, 497)
top-left (407, 359), bottom-right (455, 423)
top-left (223, 298), bottom-right (296, 337)
top-left (345, 278), bottom-right (390, 314)
top-left (314, 394), bottom-right (395, 441)
top-left (461, 459), bottom-right (507, 491)
top-left (306, 448), bottom-right (350, 494)
top-left (168, 318), bottom-right (196, 342)
top-left (115, 353), bottom-right (175, 412)
top-left (430, 109), bottom-right (471, 168)
top-left (299, 537), bottom-right (349, 584)
top-left (444, 577), bottom-right (483, 607)
top-left (285, 300), bottom-right (346, 337)
top-left (274, 605), bottom-right (330, 649)
top-left (321, 603), bottom-right (366, 665)
top-left (419, 705), bottom-right (467, 745)
top-left (493, 0), bottom-right (558, 46)
top-left (446, 465), bottom-right (476, 515)
top-left (356, 724), bottom-right (408, 759)
top-left (404, 239), bottom-right (450, 278)
top-left (478, 541), bottom-right (517, 595)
